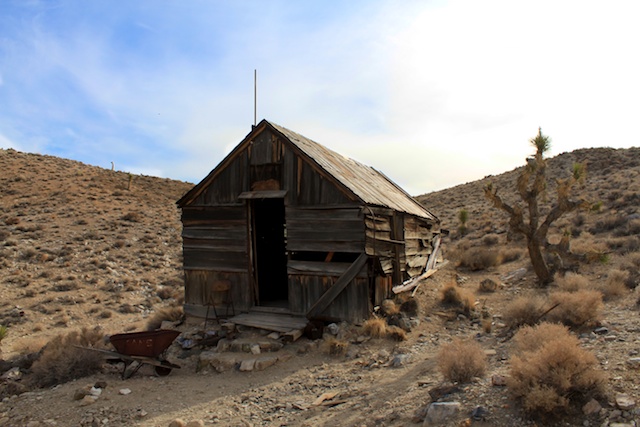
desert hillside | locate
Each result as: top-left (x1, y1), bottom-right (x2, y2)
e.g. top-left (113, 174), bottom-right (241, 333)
top-left (0, 146), bottom-right (639, 427)
top-left (0, 148), bottom-right (193, 352)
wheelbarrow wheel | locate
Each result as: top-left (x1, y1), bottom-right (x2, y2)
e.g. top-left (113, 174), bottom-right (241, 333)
top-left (154, 366), bottom-right (172, 376)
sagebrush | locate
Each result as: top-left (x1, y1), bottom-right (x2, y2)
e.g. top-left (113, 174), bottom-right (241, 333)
top-left (437, 339), bottom-right (487, 383)
top-left (28, 327), bottom-right (106, 388)
top-left (508, 323), bottom-right (605, 415)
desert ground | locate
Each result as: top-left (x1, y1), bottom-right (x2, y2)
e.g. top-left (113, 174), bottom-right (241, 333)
top-left (0, 147), bottom-right (639, 426)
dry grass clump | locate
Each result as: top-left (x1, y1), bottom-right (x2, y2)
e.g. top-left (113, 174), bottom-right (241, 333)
top-left (325, 337), bottom-right (349, 356)
top-left (508, 323), bottom-right (605, 416)
top-left (546, 290), bottom-right (603, 329)
top-left (457, 247), bottom-right (501, 271)
top-left (362, 318), bottom-right (387, 338)
top-left (437, 339), bottom-right (487, 383)
top-left (439, 281), bottom-right (476, 315)
top-left (28, 327), bottom-right (106, 388)
top-left (379, 299), bottom-right (398, 316)
top-left (146, 306), bottom-right (184, 331)
top-left (503, 295), bottom-right (547, 329)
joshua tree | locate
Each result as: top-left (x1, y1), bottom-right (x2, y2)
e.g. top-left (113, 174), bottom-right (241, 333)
top-left (484, 128), bottom-right (586, 285)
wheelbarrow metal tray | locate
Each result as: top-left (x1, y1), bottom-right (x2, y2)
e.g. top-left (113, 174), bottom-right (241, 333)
top-left (109, 329), bottom-right (180, 358)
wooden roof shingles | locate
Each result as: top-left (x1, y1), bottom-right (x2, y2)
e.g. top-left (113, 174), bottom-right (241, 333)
top-left (269, 121), bottom-right (437, 221)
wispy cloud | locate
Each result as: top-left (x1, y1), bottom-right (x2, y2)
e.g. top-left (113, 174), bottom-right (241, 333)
top-left (1, 0), bottom-right (639, 193)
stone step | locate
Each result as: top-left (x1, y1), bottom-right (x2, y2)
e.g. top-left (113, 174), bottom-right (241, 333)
top-left (216, 338), bottom-right (284, 353)
top-left (198, 351), bottom-right (292, 373)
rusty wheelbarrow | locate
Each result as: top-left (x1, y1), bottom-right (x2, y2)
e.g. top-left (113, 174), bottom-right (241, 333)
top-left (79, 329), bottom-right (181, 379)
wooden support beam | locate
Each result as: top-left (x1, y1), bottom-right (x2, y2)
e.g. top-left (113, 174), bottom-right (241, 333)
top-left (306, 253), bottom-right (368, 319)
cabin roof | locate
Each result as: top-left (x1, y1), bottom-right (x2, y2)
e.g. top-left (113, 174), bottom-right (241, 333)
top-left (178, 119), bottom-right (438, 221)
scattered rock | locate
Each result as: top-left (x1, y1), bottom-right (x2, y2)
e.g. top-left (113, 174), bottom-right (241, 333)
top-left (428, 384), bottom-right (459, 401)
top-left (266, 332), bottom-right (280, 340)
top-left (501, 268), bottom-right (527, 283)
top-left (471, 406), bottom-right (489, 421)
top-left (79, 395), bottom-right (97, 406)
top-left (119, 388), bottom-right (132, 395)
top-left (250, 344), bottom-right (261, 355)
top-left (582, 398), bottom-right (602, 415)
top-left (168, 420), bottom-right (186, 427)
top-left (388, 354), bottom-right (410, 368)
top-left (93, 380), bottom-right (107, 389)
top-left (1, 367), bottom-right (21, 381)
top-left (594, 327), bottom-right (609, 335)
top-left (239, 359), bottom-right (256, 372)
top-left (491, 374), bottom-right (507, 386)
top-left (327, 323), bottom-right (340, 335)
top-left (423, 402), bottom-right (461, 426)
top-left (615, 393), bottom-right (636, 410)
top-left (255, 355), bottom-right (278, 371)
top-left (627, 357), bottom-right (640, 369)
top-left (73, 387), bottom-right (90, 401)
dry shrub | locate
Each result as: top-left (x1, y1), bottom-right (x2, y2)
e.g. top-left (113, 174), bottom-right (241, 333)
top-left (501, 248), bottom-right (523, 263)
top-left (547, 290), bottom-right (602, 329)
top-left (399, 298), bottom-right (419, 317)
top-left (503, 295), bottom-right (547, 329)
top-left (508, 323), bottom-right (605, 415)
top-left (156, 286), bottom-right (178, 300)
top-left (439, 282), bottom-right (475, 315)
top-left (325, 337), bottom-right (348, 356)
top-left (457, 247), bottom-right (501, 271)
top-left (379, 299), bottom-right (398, 316)
top-left (362, 317), bottom-right (387, 338)
top-left (121, 211), bottom-right (142, 222)
top-left (482, 234), bottom-right (500, 246)
top-left (146, 306), bottom-right (183, 331)
top-left (437, 339), bottom-right (487, 383)
top-left (512, 322), bottom-right (571, 354)
top-left (386, 325), bottom-right (407, 341)
top-left (589, 214), bottom-right (627, 234)
top-left (554, 272), bottom-right (588, 292)
top-left (478, 278), bottom-right (498, 293)
top-left (592, 270), bottom-right (629, 300)
top-left (29, 327), bottom-right (106, 388)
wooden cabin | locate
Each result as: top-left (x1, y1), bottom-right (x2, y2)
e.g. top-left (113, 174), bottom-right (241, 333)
top-left (177, 119), bottom-right (440, 323)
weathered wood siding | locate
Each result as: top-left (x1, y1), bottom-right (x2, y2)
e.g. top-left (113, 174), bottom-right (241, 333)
top-left (181, 205), bottom-right (253, 312)
top-left (286, 207), bottom-right (364, 253)
top-left (287, 266), bottom-right (370, 322)
top-left (364, 207), bottom-right (405, 283)
top-left (404, 215), bottom-right (436, 277)
top-left (184, 270), bottom-right (251, 315)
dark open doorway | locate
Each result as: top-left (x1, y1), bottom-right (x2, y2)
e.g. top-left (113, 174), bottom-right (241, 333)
top-left (252, 198), bottom-right (288, 307)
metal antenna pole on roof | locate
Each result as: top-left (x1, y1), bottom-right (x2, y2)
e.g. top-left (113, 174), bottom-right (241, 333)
top-left (253, 69), bottom-right (257, 128)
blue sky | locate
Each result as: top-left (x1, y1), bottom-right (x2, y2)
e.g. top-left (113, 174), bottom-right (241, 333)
top-left (1, 0), bottom-right (639, 194)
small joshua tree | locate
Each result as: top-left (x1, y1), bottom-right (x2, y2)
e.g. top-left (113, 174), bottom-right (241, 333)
top-left (458, 208), bottom-right (469, 236)
top-left (484, 128), bottom-right (586, 285)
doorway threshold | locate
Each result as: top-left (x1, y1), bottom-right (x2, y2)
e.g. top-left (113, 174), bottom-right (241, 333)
top-left (250, 305), bottom-right (291, 315)
top-left (228, 311), bottom-right (308, 333)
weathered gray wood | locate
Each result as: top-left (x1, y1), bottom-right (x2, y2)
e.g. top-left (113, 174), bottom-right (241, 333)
top-left (228, 312), bottom-right (308, 333)
top-left (287, 260), bottom-right (368, 277)
top-left (306, 253), bottom-right (368, 319)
